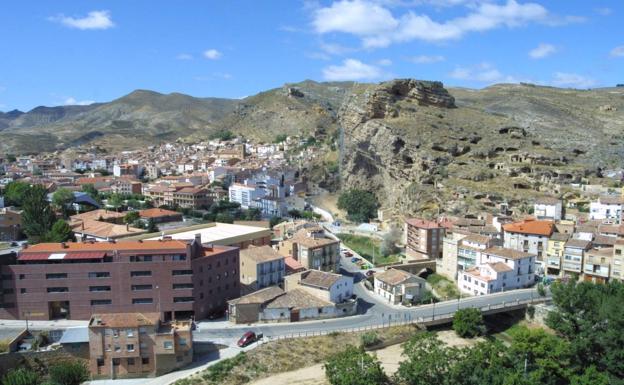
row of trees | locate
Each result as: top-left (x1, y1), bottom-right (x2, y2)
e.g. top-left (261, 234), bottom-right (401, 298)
top-left (1, 361), bottom-right (88, 385)
top-left (325, 280), bottom-right (624, 385)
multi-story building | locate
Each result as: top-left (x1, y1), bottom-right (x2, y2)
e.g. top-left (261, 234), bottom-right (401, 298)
top-left (545, 232), bottom-right (569, 276)
top-left (0, 208), bottom-right (21, 241)
top-left (583, 248), bottom-right (612, 284)
top-left (457, 234), bottom-right (494, 273)
top-left (0, 236), bottom-right (240, 320)
top-left (111, 180), bottom-right (142, 196)
top-left (459, 247), bottom-right (535, 296)
top-left (503, 218), bottom-right (554, 260)
top-left (561, 239), bottom-right (591, 277)
top-left (439, 229), bottom-right (469, 281)
top-left (590, 195), bottom-right (624, 224)
top-left (239, 246), bottom-right (285, 295)
top-left (88, 312), bottom-right (192, 379)
top-left (533, 197), bottom-right (562, 220)
top-left (277, 228), bottom-right (340, 272)
top-left (171, 187), bottom-right (211, 210)
top-left (612, 240), bottom-right (624, 281)
top-left (373, 269), bottom-right (426, 305)
top-left (229, 183), bottom-right (262, 209)
top-left (404, 218), bottom-right (445, 259)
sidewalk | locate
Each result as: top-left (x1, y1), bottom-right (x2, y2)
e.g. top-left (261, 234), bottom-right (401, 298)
top-left (0, 319), bottom-right (88, 330)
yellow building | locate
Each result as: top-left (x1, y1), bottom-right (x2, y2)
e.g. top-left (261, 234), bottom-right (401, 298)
top-left (545, 232), bottom-right (569, 276)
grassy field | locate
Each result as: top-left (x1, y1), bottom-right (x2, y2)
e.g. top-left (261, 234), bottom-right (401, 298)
top-left (426, 273), bottom-right (461, 300)
top-left (336, 234), bottom-right (401, 266)
top-left (174, 325), bottom-right (421, 385)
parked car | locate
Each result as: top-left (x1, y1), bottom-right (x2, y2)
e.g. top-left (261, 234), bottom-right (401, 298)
top-left (237, 331), bottom-right (257, 347)
top-left (350, 257), bottom-right (360, 263)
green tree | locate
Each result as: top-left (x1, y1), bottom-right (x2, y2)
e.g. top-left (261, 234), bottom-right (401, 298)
top-left (46, 220), bottom-right (75, 243)
top-left (107, 194), bottom-right (124, 211)
top-left (3, 181), bottom-right (31, 207)
top-left (215, 212), bottom-right (234, 224)
top-left (146, 218), bottom-right (159, 233)
top-left (396, 332), bottom-right (458, 385)
top-left (337, 189), bottom-right (378, 223)
top-left (324, 345), bottom-right (388, 385)
top-left (124, 211), bottom-right (140, 224)
top-left (1, 368), bottom-right (41, 385)
top-left (269, 216), bottom-right (285, 228)
top-left (274, 134), bottom-right (288, 143)
top-left (453, 308), bottom-right (485, 338)
top-left (81, 184), bottom-right (100, 202)
top-left (48, 361), bottom-right (89, 385)
top-left (52, 188), bottom-right (75, 218)
top-left (243, 208), bottom-right (261, 221)
top-left (21, 185), bottom-right (56, 243)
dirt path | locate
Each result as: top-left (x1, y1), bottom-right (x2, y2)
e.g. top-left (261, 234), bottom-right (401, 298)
top-left (249, 330), bottom-right (482, 385)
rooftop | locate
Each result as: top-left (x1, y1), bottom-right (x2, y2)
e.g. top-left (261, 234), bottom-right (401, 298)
top-left (70, 219), bottom-right (147, 239)
top-left (139, 208), bottom-right (182, 219)
top-left (503, 219), bottom-right (554, 236)
top-left (266, 288), bottom-right (332, 309)
top-left (145, 222), bottom-right (270, 245)
top-left (70, 209), bottom-right (125, 222)
top-left (21, 239), bottom-right (190, 256)
top-left (290, 229), bottom-right (338, 248)
top-left (565, 239), bottom-right (591, 249)
top-left (228, 286), bottom-right (285, 305)
top-left (241, 245), bottom-right (284, 263)
top-left (299, 270), bottom-right (343, 289)
top-left (405, 218), bottom-right (443, 229)
top-left (486, 262), bottom-right (513, 273)
top-left (376, 268), bottom-right (417, 286)
top-left (598, 195), bottom-right (624, 205)
top-left (483, 246), bottom-right (533, 260)
top-left (550, 232), bottom-right (570, 242)
top-left (461, 233), bottom-right (491, 245)
top-left (89, 312), bottom-right (161, 328)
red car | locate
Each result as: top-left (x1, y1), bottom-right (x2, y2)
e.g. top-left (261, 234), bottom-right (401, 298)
top-left (237, 331), bottom-right (257, 347)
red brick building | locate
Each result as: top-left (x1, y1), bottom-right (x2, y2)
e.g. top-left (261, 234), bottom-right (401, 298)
top-left (404, 218), bottom-right (445, 259)
top-left (0, 236), bottom-right (239, 321)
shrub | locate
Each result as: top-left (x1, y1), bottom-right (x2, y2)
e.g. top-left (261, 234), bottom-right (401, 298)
top-left (325, 345), bottom-right (387, 385)
top-left (0, 339), bottom-right (10, 353)
top-left (48, 361), bottom-right (89, 385)
top-left (337, 189), bottom-right (378, 223)
top-left (527, 305), bottom-right (536, 320)
top-left (360, 332), bottom-right (381, 348)
top-left (453, 308), bottom-right (485, 338)
top-left (201, 353), bottom-right (246, 383)
top-left (537, 283), bottom-right (546, 297)
top-left (1, 368), bottom-right (41, 385)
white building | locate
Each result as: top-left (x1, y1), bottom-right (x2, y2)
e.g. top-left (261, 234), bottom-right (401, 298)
top-left (590, 196), bottom-right (624, 224)
top-left (534, 197), bottom-right (562, 221)
top-left (229, 183), bottom-right (263, 209)
top-left (285, 269), bottom-right (353, 303)
top-left (503, 219), bottom-right (554, 259)
top-left (374, 268), bottom-right (426, 305)
top-left (459, 247), bottom-right (535, 296)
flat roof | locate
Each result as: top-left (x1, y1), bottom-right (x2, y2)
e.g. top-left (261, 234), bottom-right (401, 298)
top-left (145, 222), bottom-right (270, 246)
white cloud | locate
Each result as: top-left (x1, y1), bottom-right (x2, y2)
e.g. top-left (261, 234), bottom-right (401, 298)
top-left (378, 58), bottom-right (393, 66)
top-left (529, 43), bottom-right (557, 59)
top-left (322, 59), bottom-right (383, 81)
top-left (610, 45), bottom-right (624, 57)
top-left (313, 0), bottom-right (579, 48)
top-left (409, 55), bottom-right (445, 64)
top-left (203, 49), bottom-right (222, 60)
top-left (64, 97), bottom-right (95, 106)
top-left (319, 42), bottom-right (357, 55)
top-left (551, 72), bottom-right (596, 88)
top-left (449, 62), bottom-right (520, 84)
top-left (50, 10), bottom-right (114, 30)
top-left (595, 7), bottom-right (612, 16)
top-left (176, 53), bottom-right (193, 60)
top-left (194, 72), bottom-right (233, 81)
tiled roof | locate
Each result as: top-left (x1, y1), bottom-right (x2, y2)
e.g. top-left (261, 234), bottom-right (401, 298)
top-left (593, 235), bottom-right (617, 246)
top-left (503, 219), bottom-right (554, 236)
top-left (535, 197), bottom-right (560, 205)
top-left (486, 262), bottom-right (513, 273)
top-left (89, 312), bottom-right (161, 328)
top-left (265, 288), bottom-right (332, 309)
top-left (463, 267), bottom-right (494, 282)
top-left (139, 208), bottom-right (182, 219)
top-left (565, 239), bottom-right (591, 249)
top-left (550, 232), bottom-right (570, 242)
top-left (241, 245), bottom-right (284, 263)
top-left (228, 286), bottom-right (285, 305)
top-left (291, 229), bottom-right (338, 248)
top-left (284, 256), bottom-right (305, 273)
top-left (300, 269), bottom-right (343, 289)
top-left (599, 195), bottom-right (624, 205)
top-left (405, 218), bottom-right (442, 229)
top-left (483, 246), bottom-right (533, 260)
top-left (461, 233), bottom-right (491, 245)
top-left (70, 219), bottom-right (147, 239)
top-left (376, 268), bottom-right (416, 286)
top-left (71, 209), bottom-right (125, 222)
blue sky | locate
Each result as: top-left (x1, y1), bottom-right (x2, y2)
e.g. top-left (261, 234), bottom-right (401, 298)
top-left (0, 0), bottom-right (622, 111)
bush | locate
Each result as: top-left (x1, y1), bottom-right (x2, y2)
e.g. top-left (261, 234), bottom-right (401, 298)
top-left (48, 361), bottom-right (89, 385)
top-left (324, 345), bottom-right (387, 385)
top-left (527, 305), bottom-right (536, 320)
top-left (360, 332), bottom-right (381, 348)
top-left (0, 339), bottom-right (10, 353)
top-left (453, 308), bottom-right (485, 338)
top-left (337, 189), bottom-right (378, 223)
top-left (201, 352), bottom-right (246, 383)
top-left (537, 283), bottom-right (546, 297)
top-left (1, 368), bottom-right (41, 385)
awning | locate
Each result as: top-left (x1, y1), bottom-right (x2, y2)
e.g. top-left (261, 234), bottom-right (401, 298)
top-left (19, 251), bottom-right (106, 261)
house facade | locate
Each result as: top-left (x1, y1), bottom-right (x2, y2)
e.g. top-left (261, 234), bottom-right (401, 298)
top-left (503, 219), bottom-right (554, 259)
top-left (590, 196), bottom-right (624, 224)
top-left (374, 268), bottom-right (426, 305)
top-left (239, 245), bottom-right (285, 294)
top-left (404, 218), bottom-right (445, 259)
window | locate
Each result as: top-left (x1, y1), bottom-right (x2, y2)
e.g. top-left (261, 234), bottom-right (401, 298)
top-left (139, 327), bottom-right (147, 334)
top-left (127, 358), bottom-right (135, 366)
top-left (114, 345), bottom-right (121, 352)
top-left (47, 287), bottom-right (68, 293)
top-left (131, 271), bottom-right (152, 277)
top-left (176, 356), bottom-right (184, 363)
top-left (140, 342), bottom-right (147, 349)
top-left (112, 358), bottom-right (120, 366)
top-left (173, 297), bottom-right (194, 303)
top-left (164, 341), bottom-right (173, 349)
top-left (89, 286), bottom-right (111, 292)
top-left (130, 255), bottom-right (153, 262)
top-left (127, 344), bottom-right (135, 352)
top-left (179, 338), bottom-right (187, 346)
top-left (173, 283), bottom-right (193, 289)
top-left (172, 269), bottom-right (192, 276)
top-left (127, 329), bottom-right (135, 337)
top-left (133, 298), bottom-right (153, 304)
top-left (141, 357), bottom-right (149, 365)
top-left (132, 284), bottom-right (153, 291)
top-left (46, 273), bottom-right (67, 279)
top-left (97, 358), bottom-right (104, 367)
top-left (3, 289), bottom-right (13, 294)
top-left (19, 274), bottom-right (25, 280)
top-left (20, 288), bottom-right (26, 294)
top-left (88, 272), bottom-right (110, 278)
top-left (172, 255), bottom-right (186, 261)
top-left (91, 299), bottom-right (112, 306)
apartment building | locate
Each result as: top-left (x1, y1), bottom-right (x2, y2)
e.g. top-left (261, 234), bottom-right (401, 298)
top-left (612, 241), bottom-right (624, 281)
top-left (583, 248), bottom-right (612, 284)
top-left (545, 232), bottom-right (569, 276)
top-left (0, 208), bottom-right (21, 242)
top-left (229, 183), bottom-right (262, 209)
top-left (503, 218), bottom-right (554, 259)
top-left (0, 236), bottom-right (240, 320)
top-left (277, 228), bottom-right (340, 272)
top-left (88, 312), bottom-right (192, 379)
top-left (404, 218), bottom-right (445, 259)
top-left (590, 195), bottom-right (624, 224)
top-left (144, 185), bottom-right (211, 210)
top-left (239, 246), bottom-right (285, 295)
top-left (439, 230), bottom-right (469, 280)
top-left (374, 269), bottom-right (426, 305)
top-left (111, 180), bottom-right (143, 196)
top-left (457, 234), bottom-right (494, 273)
top-left (561, 239), bottom-right (591, 277)
top-left (459, 247), bottom-right (535, 296)
top-left (533, 197), bottom-right (562, 220)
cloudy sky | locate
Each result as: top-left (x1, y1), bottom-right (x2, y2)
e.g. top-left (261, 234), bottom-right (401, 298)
top-left (1, 0), bottom-right (622, 110)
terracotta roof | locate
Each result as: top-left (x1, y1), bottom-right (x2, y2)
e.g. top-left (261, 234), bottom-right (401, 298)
top-left (300, 270), bottom-right (343, 290)
top-left (89, 312), bottom-right (161, 328)
top-left (22, 239), bottom-right (189, 253)
top-left (376, 268), bottom-right (418, 286)
top-left (593, 235), bottom-right (617, 246)
top-left (550, 232), bottom-right (570, 242)
top-left (486, 262), bottom-right (513, 273)
top-left (461, 233), bottom-right (491, 245)
top-left (70, 219), bottom-right (147, 239)
top-left (266, 288), bottom-right (332, 309)
top-left (284, 256), bottom-right (305, 273)
top-left (463, 267), bottom-right (494, 282)
top-left (139, 208), bottom-right (182, 219)
top-left (503, 219), bottom-right (554, 236)
top-left (483, 246), bottom-right (533, 260)
top-left (228, 286), bottom-right (285, 305)
top-left (241, 245), bottom-right (284, 263)
top-left (291, 229), bottom-right (339, 248)
top-left (405, 218), bottom-right (442, 229)
top-left (71, 209), bottom-right (126, 222)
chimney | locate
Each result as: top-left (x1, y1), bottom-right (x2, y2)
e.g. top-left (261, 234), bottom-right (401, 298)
top-left (81, 221), bottom-right (85, 231)
top-left (194, 233), bottom-right (202, 245)
top-left (126, 223), bottom-right (129, 231)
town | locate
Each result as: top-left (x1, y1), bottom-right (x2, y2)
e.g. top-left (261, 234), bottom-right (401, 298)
top-left (0, 133), bottom-right (622, 383)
